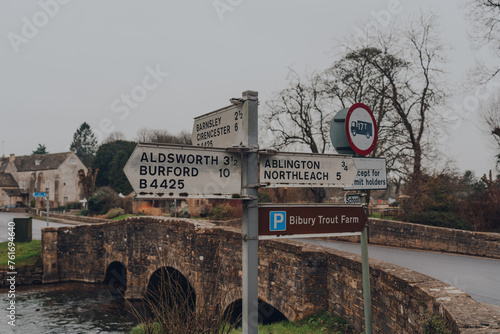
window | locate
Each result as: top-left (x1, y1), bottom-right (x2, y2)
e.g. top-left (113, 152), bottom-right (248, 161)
top-left (64, 197), bottom-right (68, 205)
top-left (35, 160), bottom-right (40, 166)
top-left (19, 182), bottom-right (25, 189)
top-left (70, 158), bottom-right (76, 165)
top-left (45, 180), bottom-right (50, 188)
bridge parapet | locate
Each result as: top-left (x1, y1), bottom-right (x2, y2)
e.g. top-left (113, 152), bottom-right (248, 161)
top-left (41, 217), bottom-right (500, 333)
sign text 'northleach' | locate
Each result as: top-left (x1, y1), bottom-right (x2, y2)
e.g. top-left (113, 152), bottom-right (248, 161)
top-left (123, 143), bottom-right (241, 198)
top-left (259, 152), bottom-right (357, 188)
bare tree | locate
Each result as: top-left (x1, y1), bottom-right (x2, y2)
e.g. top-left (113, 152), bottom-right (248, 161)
top-left (479, 92), bottom-right (500, 164)
top-left (135, 127), bottom-right (192, 145)
top-left (103, 131), bottom-right (126, 144)
top-left (320, 47), bottom-right (407, 176)
top-left (263, 69), bottom-right (330, 154)
top-left (342, 14), bottom-right (449, 210)
top-left (263, 13), bottom-right (449, 206)
top-left (466, 0), bottom-right (500, 82)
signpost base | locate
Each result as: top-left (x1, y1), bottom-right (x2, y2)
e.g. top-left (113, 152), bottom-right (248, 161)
top-left (360, 212), bottom-right (372, 334)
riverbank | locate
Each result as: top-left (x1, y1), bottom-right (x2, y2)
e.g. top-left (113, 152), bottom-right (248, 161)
top-left (0, 240), bottom-right (43, 287)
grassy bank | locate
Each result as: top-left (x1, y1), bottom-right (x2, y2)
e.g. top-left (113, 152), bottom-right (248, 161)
top-left (0, 240), bottom-right (42, 269)
top-left (130, 311), bottom-right (352, 334)
top-left (229, 312), bottom-right (352, 334)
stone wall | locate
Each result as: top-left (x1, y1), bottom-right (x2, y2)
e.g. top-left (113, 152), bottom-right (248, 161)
top-left (368, 219), bottom-right (500, 259)
top-left (0, 264), bottom-right (43, 288)
top-left (41, 212), bottom-right (110, 224)
top-left (41, 218), bottom-right (500, 333)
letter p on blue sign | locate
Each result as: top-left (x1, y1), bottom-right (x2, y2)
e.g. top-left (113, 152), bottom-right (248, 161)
top-left (270, 211), bottom-right (286, 231)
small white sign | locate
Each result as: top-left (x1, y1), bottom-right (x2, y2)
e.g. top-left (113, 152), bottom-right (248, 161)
top-left (191, 104), bottom-right (248, 147)
top-left (345, 194), bottom-right (361, 204)
top-left (344, 157), bottom-right (387, 190)
top-left (259, 152), bottom-right (357, 188)
top-left (123, 143), bottom-right (241, 198)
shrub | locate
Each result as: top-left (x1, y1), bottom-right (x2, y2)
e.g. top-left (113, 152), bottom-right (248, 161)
top-left (30, 199), bottom-right (36, 208)
top-left (105, 207), bottom-right (125, 219)
top-left (422, 315), bottom-right (452, 334)
top-left (87, 187), bottom-right (119, 215)
top-left (258, 191), bottom-right (271, 203)
top-left (198, 203), bottom-right (213, 218)
top-left (211, 203), bottom-right (239, 220)
top-left (66, 201), bottom-right (82, 210)
top-left (409, 211), bottom-right (472, 230)
top-left (80, 209), bottom-right (89, 216)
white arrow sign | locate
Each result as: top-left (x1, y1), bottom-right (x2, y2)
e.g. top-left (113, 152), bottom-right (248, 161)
top-left (344, 157), bottom-right (387, 190)
top-left (192, 104), bottom-right (248, 147)
top-left (123, 143), bottom-right (242, 198)
top-left (259, 152), bottom-right (357, 188)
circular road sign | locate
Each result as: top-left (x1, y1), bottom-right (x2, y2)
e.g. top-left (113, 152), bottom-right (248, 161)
top-left (345, 103), bottom-right (377, 156)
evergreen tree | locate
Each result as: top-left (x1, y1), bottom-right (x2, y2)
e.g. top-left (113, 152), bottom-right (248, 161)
top-left (32, 144), bottom-right (48, 155)
top-left (70, 122), bottom-right (98, 166)
top-left (92, 140), bottom-right (136, 194)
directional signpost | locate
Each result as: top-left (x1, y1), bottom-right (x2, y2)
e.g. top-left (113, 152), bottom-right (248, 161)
top-left (123, 143), bottom-right (242, 198)
top-left (192, 103), bottom-right (248, 147)
top-left (124, 94), bottom-right (381, 334)
top-left (259, 204), bottom-right (367, 239)
top-left (330, 103), bottom-right (381, 334)
top-left (259, 152), bottom-right (357, 188)
top-left (33, 192), bottom-right (47, 198)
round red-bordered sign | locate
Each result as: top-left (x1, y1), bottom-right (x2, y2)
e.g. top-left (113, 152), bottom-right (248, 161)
top-left (345, 103), bottom-right (378, 156)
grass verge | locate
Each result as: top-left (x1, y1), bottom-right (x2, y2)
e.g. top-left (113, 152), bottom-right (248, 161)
top-left (0, 240), bottom-right (42, 269)
top-left (112, 214), bottom-right (137, 220)
top-left (130, 311), bottom-right (352, 334)
top-left (229, 312), bottom-right (352, 334)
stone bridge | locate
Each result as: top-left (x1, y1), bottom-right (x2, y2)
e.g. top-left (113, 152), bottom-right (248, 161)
top-left (41, 217), bottom-right (499, 333)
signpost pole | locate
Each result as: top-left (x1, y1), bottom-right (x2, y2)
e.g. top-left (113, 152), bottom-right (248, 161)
top-left (46, 189), bottom-right (49, 227)
top-left (241, 91), bottom-right (259, 334)
top-left (361, 223), bottom-right (372, 333)
top-left (359, 179), bottom-right (372, 334)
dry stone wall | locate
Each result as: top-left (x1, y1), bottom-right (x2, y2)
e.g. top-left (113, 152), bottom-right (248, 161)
top-left (41, 217), bottom-right (500, 333)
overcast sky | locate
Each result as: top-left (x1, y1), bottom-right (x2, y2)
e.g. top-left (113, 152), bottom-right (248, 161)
top-left (1, 0), bottom-right (498, 177)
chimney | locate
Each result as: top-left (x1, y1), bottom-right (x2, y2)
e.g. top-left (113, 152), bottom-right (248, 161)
top-left (9, 154), bottom-right (15, 163)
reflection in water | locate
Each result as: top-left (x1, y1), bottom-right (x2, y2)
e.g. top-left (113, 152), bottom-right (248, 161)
top-left (0, 282), bottom-right (139, 333)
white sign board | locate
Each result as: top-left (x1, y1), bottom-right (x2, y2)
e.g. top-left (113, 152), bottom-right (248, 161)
top-left (344, 157), bottom-right (387, 190)
top-left (191, 104), bottom-right (248, 147)
top-left (345, 103), bottom-right (378, 156)
top-left (259, 152), bottom-right (357, 188)
top-left (123, 143), bottom-right (241, 198)
top-left (345, 194), bottom-right (361, 204)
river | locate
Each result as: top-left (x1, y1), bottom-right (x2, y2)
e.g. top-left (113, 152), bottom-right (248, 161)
top-left (0, 282), bottom-right (139, 334)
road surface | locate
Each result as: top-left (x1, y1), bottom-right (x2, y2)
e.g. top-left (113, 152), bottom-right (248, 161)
top-left (296, 238), bottom-right (500, 307)
top-left (0, 212), bottom-right (74, 242)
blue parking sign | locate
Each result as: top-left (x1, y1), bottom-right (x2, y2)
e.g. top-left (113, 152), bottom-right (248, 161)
top-left (269, 211), bottom-right (286, 231)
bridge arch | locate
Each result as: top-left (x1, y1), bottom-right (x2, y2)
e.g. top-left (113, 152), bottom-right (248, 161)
top-left (104, 261), bottom-right (127, 296)
top-left (223, 298), bottom-right (289, 327)
top-left (146, 266), bottom-right (196, 314)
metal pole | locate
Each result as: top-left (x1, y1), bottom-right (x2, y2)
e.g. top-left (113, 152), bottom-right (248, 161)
top-left (241, 90), bottom-right (259, 334)
top-left (46, 190), bottom-right (49, 227)
top-left (360, 192), bottom-right (372, 334)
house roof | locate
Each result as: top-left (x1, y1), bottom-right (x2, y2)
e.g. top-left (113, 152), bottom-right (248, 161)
top-left (0, 152), bottom-right (75, 172)
top-left (0, 173), bottom-right (19, 188)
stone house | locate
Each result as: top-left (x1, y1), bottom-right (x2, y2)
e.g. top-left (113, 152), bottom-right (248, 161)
top-left (0, 152), bottom-right (86, 209)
